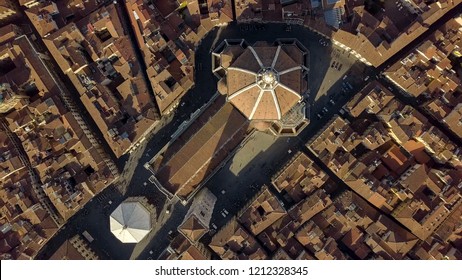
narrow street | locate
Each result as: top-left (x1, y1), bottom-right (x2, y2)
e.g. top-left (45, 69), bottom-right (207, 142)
top-left (34, 2), bottom-right (462, 260)
top-left (115, 1), bottom-right (160, 111)
top-left (0, 119), bottom-right (60, 224)
top-left (36, 22), bottom-right (350, 259)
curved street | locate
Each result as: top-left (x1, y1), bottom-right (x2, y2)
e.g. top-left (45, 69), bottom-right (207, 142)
top-left (36, 3), bottom-right (462, 258)
top-left (36, 21), bottom-right (360, 259)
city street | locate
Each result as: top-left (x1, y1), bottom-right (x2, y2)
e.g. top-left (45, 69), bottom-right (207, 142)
top-left (35, 21), bottom-right (370, 259)
top-left (2, 0), bottom-right (459, 261)
top-left (134, 23), bottom-right (372, 259)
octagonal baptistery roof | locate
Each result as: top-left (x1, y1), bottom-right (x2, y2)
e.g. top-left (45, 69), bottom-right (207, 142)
top-left (215, 41), bottom-right (307, 121)
top-left (110, 201), bottom-right (152, 243)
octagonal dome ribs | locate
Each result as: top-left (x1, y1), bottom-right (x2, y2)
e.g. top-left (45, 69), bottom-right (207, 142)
top-left (226, 68), bottom-right (256, 95)
top-left (271, 45), bottom-right (282, 68)
top-left (250, 90), bottom-right (280, 120)
top-left (272, 48), bottom-right (299, 73)
top-left (230, 48), bottom-right (261, 73)
top-left (274, 85), bottom-right (302, 114)
top-left (281, 44), bottom-right (307, 66)
top-left (279, 68), bottom-right (302, 94)
top-left (217, 41), bottom-right (306, 121)
top-left (252, 46), bottom-right (278, 68)
top-left (228, 84), bottom-right (261, 118)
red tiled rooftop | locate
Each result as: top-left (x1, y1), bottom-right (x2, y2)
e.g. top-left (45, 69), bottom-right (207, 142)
top-left (156, 97), bottom-right (249, 199)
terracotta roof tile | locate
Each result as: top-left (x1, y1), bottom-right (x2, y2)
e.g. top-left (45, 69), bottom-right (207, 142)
top-left (220, 42), bottom-right (305, 120)
top-left (230, 48), bottom-right (261, 73)
top-left (228, 85), bottom-right (261, 117)
top-left (272, 48), bottom-right (297, 73)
